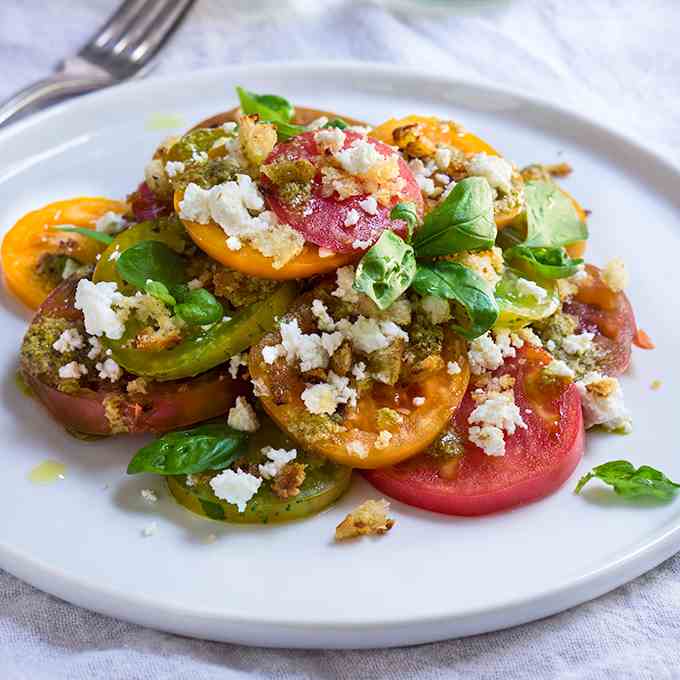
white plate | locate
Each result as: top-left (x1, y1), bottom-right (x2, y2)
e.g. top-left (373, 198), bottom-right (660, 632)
top-left (1, 62), bottom-right (679, 650)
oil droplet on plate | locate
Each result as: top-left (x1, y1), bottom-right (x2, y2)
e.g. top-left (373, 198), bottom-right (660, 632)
top-left (145, 113), bottom-right (185, 131)
top-left (28, 460), bottom-right (66, 484)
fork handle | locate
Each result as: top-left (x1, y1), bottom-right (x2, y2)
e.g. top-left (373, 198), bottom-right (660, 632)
top-left (0, 75), bottom-right (110, 129)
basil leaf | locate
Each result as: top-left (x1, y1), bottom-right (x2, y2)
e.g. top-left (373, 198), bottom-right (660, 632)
top-left (51, 226), bottom-right (113, 245)
top-left (145, 280), bottom-right (176, 306)
top-left (127, 423), bottom-right (247, 475)
top-left (236, 86), bottom-right (305, 140)
top-left (116, 240), bottom-right (186, 291)
top-left (325, 118), bottom-right (349, 130)
top-left (175, 288), bottom-right (224, 325)
top-left (413, 177), bottom-right (496, 258)
top-left (523, 180), bottom-right (588, 248)
top-left (390, 202), bottom-right (419, 240)
top-left (412, 261), bottom-right (498, 339)
top-left (354, 231), bottom-right (416, 310)
top-left (575, 460), bottom-right (680, 501)
top-left (506, 245), bottom-right (583, 279)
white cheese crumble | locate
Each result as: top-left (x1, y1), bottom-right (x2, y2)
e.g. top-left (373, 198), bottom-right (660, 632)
top-left (466, 153), bottom-right (513, 194)
top-left (52, 328), bottom-right (83, 354)
top-left (87, 336), bottom-right (102, 360)
top-left (165, 160), bottom-right (185, 177)
top-left (301, 372), bottom-right (357, 415)
top-left (227, 397), bottom-right (260, 432)
top-left (358, 196), bottom-right (378, 215)
top-left (187, 278), bottom-right (204, 290)
top-left (575, 372), bottom-right (632, 433)
top-left (412, 396), bottom-right (426, 407)
top-left (141, 488), bottom-right (158, 503)
top-left (544, 359), bottom-right (575, 379)
top-left (468, 425), bottom-right (506, 457)
top-left (315, 127), bottom-right (346, 153)
top-left (351, 361), bottom-right (367, 381)
top-left (421, 295), bottom-right (451, 325)
top-left (58, 361), bottom-right (87, 380)
top-left (311, 299), bottom-right (337, 332)
top-left (95, 211), bottom-right (126, 235)
top-left (228, 353), bottom-right (247, 379)
top-left (74, 279), bottom-right (125, 340)
top-left (347, 440), bottom-right (368, 459)
top-left (435, 147), bottom-right (452, 171)
top-left (96, 358), bottom-right (122, 382)
top-left (209, 469), bottom-right (262, 512)
top-left (334, 138), bottom-right (384, 176)
top-left (318, 247), bottom-right (335, 258)
top-left (251, 377), bottom-right (270, 398)
top-left (447, 361), bottom-right (462, 375)
top-left (374, 430), bottom-right (393, 450)
top-left (517, 327), bottom-right (543, 347)
top-left (468, 390), bottom-right (527, 456)
top-left (332, 266), bottom-right (360, 304)
top-left (142, 522), bottom-right (157, 537)
top-left (258, 446), bottom-right (297, 479)
top-left (562, 332), bottom-right (595, 355)
top-left (467, 332), bottom-right (505, 375)
top-left (344, 208), bottom-right (360, 227)
top-left (516, 277), bottom-right (548, 302)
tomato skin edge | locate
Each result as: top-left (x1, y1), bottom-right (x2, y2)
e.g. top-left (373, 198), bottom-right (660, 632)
top-left (363, 384), bottom-right (585, 517)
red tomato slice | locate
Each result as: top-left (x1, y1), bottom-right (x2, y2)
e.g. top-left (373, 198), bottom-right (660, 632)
top-left (364, 346), bottom-right (585, 516)
top-left (563, 264), bottom-right (637, 375)
top-left (22, 277), bottom-right (247, 435)
top-left (263, 130), bottom-right (424, 253)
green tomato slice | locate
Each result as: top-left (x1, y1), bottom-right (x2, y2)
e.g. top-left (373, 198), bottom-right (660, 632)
top-left (105, 281), bottom-right (298, 381)
top-left (495, 267), bottom-right (559, 330)
top-left (93, 217), bottom-right (187, 293)
top-left (167, 418), bottom-right (352, 524)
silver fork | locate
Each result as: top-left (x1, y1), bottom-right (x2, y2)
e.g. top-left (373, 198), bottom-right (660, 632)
top-left (0, 0), bottom-right (195, 128)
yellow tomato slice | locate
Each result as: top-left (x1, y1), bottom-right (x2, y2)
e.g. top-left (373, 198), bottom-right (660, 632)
top-left (174, 191), bottom-right (356, 280)
top-left (1, 197), bottom-right (127, 309)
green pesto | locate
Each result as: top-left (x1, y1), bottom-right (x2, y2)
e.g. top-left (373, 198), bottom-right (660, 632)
top-left (427, 429), bottom-right (466, 459)
top-left (166, 128), bottom-right (228, 163)
top-left (261, 159), bottom-right (316, 185)
top-left (20, 316), bottom-right (74, 388)
top-left (35, 253), bottom-right (68, 289)
top-left (405, 309), bottom-right (444, 365)
top-left (376, 408), bottom-right (403, 430)
top-left (286, 412), bottom-right (347, 447)
top-left (367, 342), bottom-right (405, 386)
top-left (211, 266), bottom-right (280, 308)
top-left (172, 158), bottom-right (238, 191)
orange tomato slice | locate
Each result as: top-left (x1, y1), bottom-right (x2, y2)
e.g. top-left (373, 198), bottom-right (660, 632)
top-left (174, 191), bottom-right (356, 280)
top-left (2, 197), bottom-right (127, 309)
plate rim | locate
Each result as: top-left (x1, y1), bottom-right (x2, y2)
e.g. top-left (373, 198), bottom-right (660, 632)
top-left (1, 60), bottom-right (679, 647)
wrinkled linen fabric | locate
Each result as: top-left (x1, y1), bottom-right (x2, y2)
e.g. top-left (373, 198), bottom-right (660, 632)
top-left (1, 1), bottom-right (680, 678)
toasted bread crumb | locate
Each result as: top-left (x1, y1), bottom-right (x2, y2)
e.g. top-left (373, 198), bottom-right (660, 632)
top-left (271, 462), bottom-right (306, 500)
top-left (651, 379), bottom-right (662, 391)
top-left (335, 499), bottom-right (395, 541)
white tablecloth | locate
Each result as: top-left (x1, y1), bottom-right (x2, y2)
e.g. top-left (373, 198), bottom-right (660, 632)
top-left (1, 1), bottom-right (679, 677)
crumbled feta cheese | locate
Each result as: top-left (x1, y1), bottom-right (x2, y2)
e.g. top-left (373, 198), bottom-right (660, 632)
top-left (141, 488), bottom-right (158, 503)
top-left (517, 327), bottom-right (543, 347)
top-left (352, 238), bottom-right (372, 250)
top-left (544, 359), bottom-right (575, 379)
top-left (576, 372), bottom-right (632, 433)
top-left (562, 332), bottom-right (595, 355)
top-left (434, 173), bottom-right (450, 185)
top-left (351, 361), bottom-right (367, 381)
top-left (318, 247), bottom-right (335, 258)
top-left (546, 339), bottom-right (557, 352)
top-left (301, 372), bottom-right (357, 415)
top-left (601, 257), bottom-right (628, 292)
top-left (334, 139), bottom-right (384, 176)
top-left (210, 469), bottom-right (262, 512)
top-left (468, 425), bottom-right (506, 457)
top-left (277, 319), bottom-right (341, 372)
top-left (74, 279), bottom-right (125, 339)
top-left (191, 149), bottom-right (209, 164)
top-left (95, 211), bottom-right (126, 235)
top-left (262, 344), bottom-right (284, 365)
top-left (374, 430), bottom-right (393, 450)
top-left (187, 278), bottom-right (204, 290)
top-left (165, 160), bottom-right (185, 177)
top-left (466, 153), bottom-right (514, 194)
top-left (251, 377), bottom-right (270, 397)
top-left (340, 317), bottom-right (396, 354)
top-left (358, 196), bottom-right (378, 215)
top-left (416, 174), bottom-right (436, 196)
top-left (306, 116), bottom-right (329, 130)
top-left (58, 361), bottom-right (87, 380)
top-left (412, 396), bottom-right (426, 407)
top-left (185, 474), bottom-right (196, 487)
top-left (311, 299), bottom-right (336, 332)
top-left (258, 446), bottom-right (297, 479)
top-left (142, 522), bottom-right (157, 537)
top-left (315, 127), bottom-right (346, 153)
top-left (516, 277), bottom-right (548, 302)
top-left (228, 353), bottom-right (247, 379)
top-left (344, 208), bottom-right (360, 227)
top-left (435, 147), bottom-right (452, 171)
top-left (467, 332), bottom-right (505, 375)
top-left (447, 361), bottom-right (462, 375)
top-left (96, 358), bottom-right (122, 382)
top-left (222, 121), bottom-right (237, 133)
top-left (332, 265), bottom-right (360, 304)
top-left (87, 336), bottom-right (102, 360)
top-left (227, 397), bottom-right (259, 432)
top-left (347, 440), bottom-right (368, 459)
top-left (421, 295), bottom-right (451, 325)
top-left (52, 328), bottom-right (83, 354)
top-left (468, 389), bottom-right (527, 456)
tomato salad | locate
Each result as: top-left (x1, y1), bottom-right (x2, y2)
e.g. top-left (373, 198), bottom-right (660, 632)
top-left (3, 86), bottom-right (665, 537)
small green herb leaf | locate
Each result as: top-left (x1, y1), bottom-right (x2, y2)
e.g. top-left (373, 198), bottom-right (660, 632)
top-left (116, 240), bottom-right (186, 291)
top-left (236, 86), bottom-right (305, 140)
top-left (324, 118), bottom-right (349, 130)
top-left (412, 261), bottom-right (499, 339)
top-left (575, 460), bottom-right (680, 501)
top-left (354, 231), bottom-right (417, 310)
top-left (145, 280), bottom-right (176, 306)
top-left (413, 177), bottom-right (496, 258)
top-left (127, 423), bottom-right (247, 475)
top-left (506, 245), bottom-right (583, 279)
top-left (51, 226), bottom-right (113, 245)
top-left (523, 180), bottom-right (588, 249)
top-left (390, 202), bottom-right (419, 240)
top-left (175, 288), bottom-right (224, 326)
